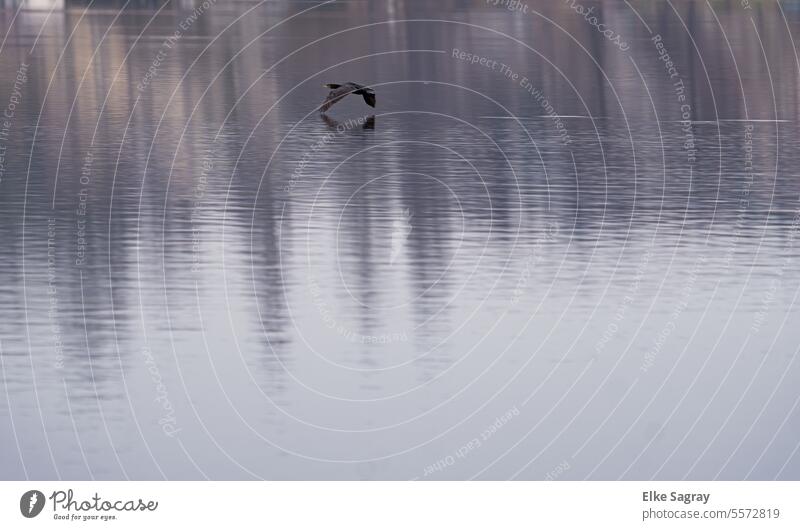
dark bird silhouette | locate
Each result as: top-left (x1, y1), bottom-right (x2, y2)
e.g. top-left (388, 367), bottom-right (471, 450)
top-left (319, 82), bottom-right (376, 113)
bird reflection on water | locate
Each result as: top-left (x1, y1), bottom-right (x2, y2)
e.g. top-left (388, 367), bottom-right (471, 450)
top-left (320, 113), bottom-right (376, 131)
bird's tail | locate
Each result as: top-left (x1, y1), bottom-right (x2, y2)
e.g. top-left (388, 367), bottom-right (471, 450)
top-left (323, 83), bottom-right (342, 89)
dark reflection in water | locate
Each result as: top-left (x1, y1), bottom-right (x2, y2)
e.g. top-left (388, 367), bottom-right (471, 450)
top-left (1, 0), bottom-right (799, 480)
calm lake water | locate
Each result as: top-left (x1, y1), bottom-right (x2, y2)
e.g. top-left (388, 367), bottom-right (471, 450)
top-left (1, 0), bottom-right (799, 480)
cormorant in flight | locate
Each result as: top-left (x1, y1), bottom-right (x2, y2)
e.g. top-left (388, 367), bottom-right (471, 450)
top-left (319, 82), bottom-right (375, 113)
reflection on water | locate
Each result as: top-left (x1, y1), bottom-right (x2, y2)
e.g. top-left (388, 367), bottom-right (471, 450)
top-left (1, 0), bottom-right (799, 479)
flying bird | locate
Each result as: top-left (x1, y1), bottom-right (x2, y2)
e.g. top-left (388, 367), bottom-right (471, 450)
top-left (319, 82), bottom-right (375, 113)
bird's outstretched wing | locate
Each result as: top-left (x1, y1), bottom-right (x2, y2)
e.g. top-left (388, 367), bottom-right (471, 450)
top-left (319, 85), bottom-right (352, 113)
top-left (361, 91), bottom-right (376, 108)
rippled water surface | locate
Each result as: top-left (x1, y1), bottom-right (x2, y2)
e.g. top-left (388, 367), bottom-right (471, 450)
top-left (1, 0), bottom-right (800, 479)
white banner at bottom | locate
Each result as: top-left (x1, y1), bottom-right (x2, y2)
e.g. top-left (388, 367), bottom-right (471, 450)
top-left (0, 481), bottom-right (797, 529)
